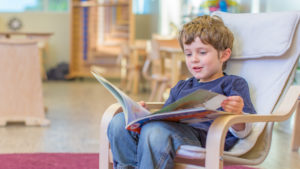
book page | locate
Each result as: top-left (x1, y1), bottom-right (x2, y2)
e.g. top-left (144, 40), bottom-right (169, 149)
top-left (91, 70), bottom-right (151, 125)
top-left (154, 89), bottom-right (227, 114)
top-left (126, 107), bottom-right (231, 132)
top-left (125, 89), bottom-right (231, 132)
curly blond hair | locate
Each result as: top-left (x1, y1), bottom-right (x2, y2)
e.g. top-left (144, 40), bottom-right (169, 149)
top-left (178, 15), bottom-right (234, 70)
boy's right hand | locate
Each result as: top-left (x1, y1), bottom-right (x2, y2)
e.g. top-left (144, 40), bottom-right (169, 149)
top-left (138, 101), bottom-right (148, 110)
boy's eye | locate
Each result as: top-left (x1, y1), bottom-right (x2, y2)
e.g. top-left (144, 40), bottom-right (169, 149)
top-left (185, 53), bottom-right (192, 57)
top-left (199, 51), bottom-right (207, 55)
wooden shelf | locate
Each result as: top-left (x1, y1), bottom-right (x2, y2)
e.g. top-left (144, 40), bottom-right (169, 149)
top-left (98, 2), bottom-right (129, 7)
top-left (73, 1), bottom-right (128, 7)
top-left (69, 0), bottom-right (134, 79)
top-left (72, 1), bottom-right (97, 7)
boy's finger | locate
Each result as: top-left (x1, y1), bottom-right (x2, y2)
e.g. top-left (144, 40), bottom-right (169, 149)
top-left (227, 96), bottom-right (242, 101)
top-left (222, 104), bottom-right (243, 114)
top-left (222, 100), bottom-right (243, 107)
top-left (138, 101), bottom-right (145, 106)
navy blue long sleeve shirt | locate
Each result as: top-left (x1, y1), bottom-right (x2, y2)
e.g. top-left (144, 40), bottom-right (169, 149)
top-left (163, 74), bottom-right (256, 150)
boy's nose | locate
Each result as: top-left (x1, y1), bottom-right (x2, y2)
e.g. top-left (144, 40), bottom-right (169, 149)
top-left (192, 54), bottom-right (200, 62)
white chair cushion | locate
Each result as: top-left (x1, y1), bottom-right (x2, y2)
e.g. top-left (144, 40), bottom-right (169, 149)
top-left (176, 122), bottom-right (266, 158)
top-left (213, 11), bottom-right (300, 59)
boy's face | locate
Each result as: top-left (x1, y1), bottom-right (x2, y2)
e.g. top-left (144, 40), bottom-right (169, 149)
top-left (183, 37), bottom-right (229, 82)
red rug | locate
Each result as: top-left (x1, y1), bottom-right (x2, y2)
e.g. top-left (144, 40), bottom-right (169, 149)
top-left (0, 153), bottom-right (258, 169)
top-left (0, 153), bottom-right (98, 169)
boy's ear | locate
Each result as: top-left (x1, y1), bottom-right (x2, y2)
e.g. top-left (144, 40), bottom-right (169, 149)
top-left (220, 48), bottom-right (231, 62)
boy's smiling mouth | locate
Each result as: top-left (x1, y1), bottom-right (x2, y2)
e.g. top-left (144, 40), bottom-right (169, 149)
top-left (192, 66), bottom-right (203, 72)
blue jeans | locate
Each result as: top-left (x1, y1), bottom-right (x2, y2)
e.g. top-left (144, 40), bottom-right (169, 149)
top-left (107, 112), bottom-right (206, 169)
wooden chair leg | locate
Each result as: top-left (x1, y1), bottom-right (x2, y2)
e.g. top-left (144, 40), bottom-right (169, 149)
top-left (120, 58), bottom-right (128, 87)
top-left (120, 70), bottom-right (127, 89)
top-left (149, 81), bottom-right (159, 102)
top-left (291, 100), bottom-right (300, 151)
top-left (126, 69), bottom-right (134, 93)
top-left (156, 81), bottom-right (168, 102)
top-left (132, 68), bottom-right (140, 95)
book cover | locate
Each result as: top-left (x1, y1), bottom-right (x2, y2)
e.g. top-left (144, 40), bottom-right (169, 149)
top-left (91, 67), bottom-right (232, 133)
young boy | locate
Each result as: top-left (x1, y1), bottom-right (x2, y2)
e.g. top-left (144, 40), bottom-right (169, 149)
top-left (107, 15), bottom-right (256, 169)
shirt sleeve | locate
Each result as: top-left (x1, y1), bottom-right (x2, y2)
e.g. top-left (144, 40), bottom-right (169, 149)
top-left (163, 80), bottom-right (186, 107)
top-left (228, 113), bottom-right (252, 138)
top-left (226, 77), bottom-right (256, 138)
top-left (228, 77), bottom-right (257, 115)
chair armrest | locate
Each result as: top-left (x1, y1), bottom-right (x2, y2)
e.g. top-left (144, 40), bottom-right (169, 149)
top-left (99, 103), bottom-right (122, 169)
top-left (99, 102), bottom-right (164, 168)
top-left (100, 103), bottom-right (123, 139)
top-left (204, 85), bottom-right (300, 169)
top-left (145, 102), bottom-right (165, 109)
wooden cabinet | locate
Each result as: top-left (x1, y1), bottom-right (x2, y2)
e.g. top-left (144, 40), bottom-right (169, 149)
top-left (0, 39), bottom-right (50, 126)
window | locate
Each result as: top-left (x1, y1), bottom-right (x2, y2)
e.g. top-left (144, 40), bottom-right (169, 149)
top-left (47, 0), bottom-right (69, 12)
top-left (133, 0), bottom-right (151, 14)
top-left (0, 0), bottom-right (69, 12)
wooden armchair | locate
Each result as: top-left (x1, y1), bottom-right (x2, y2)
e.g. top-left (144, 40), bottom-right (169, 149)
top-left (100, 11), bottom-right (300, 169)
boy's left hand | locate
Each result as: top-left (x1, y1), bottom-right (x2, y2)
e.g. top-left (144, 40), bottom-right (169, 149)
top-left (221, 96), bottom-right (245, 131)
top-left (221, 96), bottom-right (244, 115)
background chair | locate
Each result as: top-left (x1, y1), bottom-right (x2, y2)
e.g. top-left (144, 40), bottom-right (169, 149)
top-left (0, 39), bottom-right (50, 126)
top-left (117, 42), bottom-right (132, 89)
top-left (118, 40), bottom-right (147, 94)
top-left (142, 38), bottom-right (183, 101)
top-left (100, 11), bottom-right (300, 169)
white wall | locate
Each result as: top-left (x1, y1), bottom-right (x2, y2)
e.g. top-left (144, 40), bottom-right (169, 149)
top-left (0, 12), bottom-right (70, 71)
top-left (158, 0), bottom-right (182, 36)
top-left (266, 0), bottom-right (300, 12)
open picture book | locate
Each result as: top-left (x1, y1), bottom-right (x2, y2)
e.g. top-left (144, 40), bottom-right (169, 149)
top-left (91, 68), bottom-right (233, 133)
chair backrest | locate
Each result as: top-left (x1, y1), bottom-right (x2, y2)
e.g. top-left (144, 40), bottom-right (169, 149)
top-left (213, 11), bottom-right (300, 156)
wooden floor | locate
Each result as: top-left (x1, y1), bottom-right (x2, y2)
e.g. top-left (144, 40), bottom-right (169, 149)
top-left (0, 80), bottom-right (299, 169)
